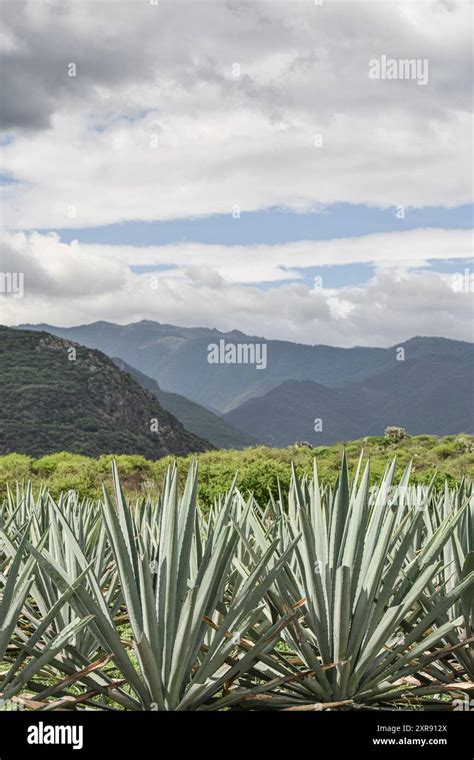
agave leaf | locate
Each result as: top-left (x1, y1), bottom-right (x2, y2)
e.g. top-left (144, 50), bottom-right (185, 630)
top-left (2, 616), bottom-right (94, 702)
top-left (461, 553), bottom-right (474, 628)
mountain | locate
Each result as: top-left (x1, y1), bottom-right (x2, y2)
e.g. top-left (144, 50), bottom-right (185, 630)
top-left (224, 356), bottom-right (474, 446)
top-left (17, 321), bottom-right (473, 414)
top-left (225, 380), bottom-right (372, 446)
top-left (111, 357), bottom-right (258, 450)
top-left (0, 326), bottom-right (212, 458)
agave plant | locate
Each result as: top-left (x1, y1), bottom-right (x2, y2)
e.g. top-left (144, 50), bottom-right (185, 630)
top-left (234, 456), bottom-right (474, 708)
top-left (21, 462), bottom-right (297, 710)
top-left (412, 479), bottom-right (474, 682)
top-left (1, 456), bottom-right (472, 711)
top-left (1, 487), bottom-right (141, 709)
top-left (3, 485), bottom-right (118, 659)
top-left (0, 526), bottom-right (95, 706)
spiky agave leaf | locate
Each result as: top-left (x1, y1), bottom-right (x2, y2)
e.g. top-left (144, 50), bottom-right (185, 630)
top-left (1, 455), bottom-right (472, 711)
top-left (98, 460), bottom-right (297, 710)
top-left (0, 526), bottom-right (99, 705)
top-left (12, 462), bottom-right (295, 710)
top-left (244, 455), bottom-right (474, 707)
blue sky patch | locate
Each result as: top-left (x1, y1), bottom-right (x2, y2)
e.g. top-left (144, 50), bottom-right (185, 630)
top-left (37, 203), bottom-right (473, 247)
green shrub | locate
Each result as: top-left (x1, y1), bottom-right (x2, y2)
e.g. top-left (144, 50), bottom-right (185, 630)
top-left (0, 435), bottom-right (472, 506)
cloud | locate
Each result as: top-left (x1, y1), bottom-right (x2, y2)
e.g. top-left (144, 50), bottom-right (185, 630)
top-left (51, 227), bottom-right (473, 284)
top-left (185, 265), bottom-right (225, 289)
top-left (0, 0), bottom-right (159, 130)
top-left (0, 1), bottom-right (471, 347)
top-left (0, 231), bottom-right (128, 296)
top-left (0, 0), bottom-right (472, 228)
top-left (1, 230), bottom-right (472, 347)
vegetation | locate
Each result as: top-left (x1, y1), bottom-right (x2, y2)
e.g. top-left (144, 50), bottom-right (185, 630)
top-left (0, 326), bottom-right (211, 458)
top-left (1, 434), bottom-right (473, 507)
top-left (113, 357), bottom-right (258, 450)
top-left (1, 456), bottom-right (472, 711)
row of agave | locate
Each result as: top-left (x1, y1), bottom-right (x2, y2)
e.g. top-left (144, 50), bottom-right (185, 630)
top-left (0, 456), bottom-right (473, 711)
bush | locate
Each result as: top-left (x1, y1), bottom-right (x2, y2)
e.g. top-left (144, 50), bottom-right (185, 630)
top-left (0, 435), bottom-right (472, 506)
top-left (384, 426), bottom-right (408, 441)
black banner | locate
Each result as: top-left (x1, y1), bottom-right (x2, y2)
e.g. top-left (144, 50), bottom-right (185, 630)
top-left (0, 709), bottom-right (471, 758)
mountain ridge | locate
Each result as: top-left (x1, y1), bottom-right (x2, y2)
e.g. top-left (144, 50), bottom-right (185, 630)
top-left (224, 355), bottom-right (474, 445)
top-left (0, 326), bottom-right (213, 458)
top-left (15, 321), bottom-right (473, 414)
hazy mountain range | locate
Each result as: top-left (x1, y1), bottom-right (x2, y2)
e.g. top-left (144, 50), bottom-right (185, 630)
top-left (224, 356), bottom-right (473, 446)
top-left (14, 320), bottom-right (474, 448)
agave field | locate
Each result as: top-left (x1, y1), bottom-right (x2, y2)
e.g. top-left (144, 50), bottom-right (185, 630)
top-left (0, 456), bottom-right (473, 711)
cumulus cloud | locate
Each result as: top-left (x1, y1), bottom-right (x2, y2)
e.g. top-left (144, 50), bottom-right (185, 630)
top-left (1, 230), bottom-right (472, 346)
top-left (0, 231), bottom-right (128, 296)
top-left (0, 1), bottom-right (471, 347)
top-left (0, 0), bottom-right (472, 228)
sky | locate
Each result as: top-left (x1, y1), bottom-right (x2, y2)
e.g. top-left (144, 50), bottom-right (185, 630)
top-left (0, 0), bottom-right (472, 346)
